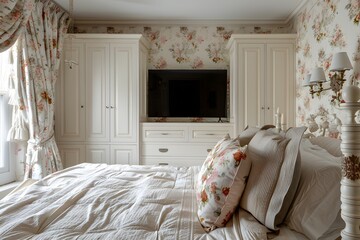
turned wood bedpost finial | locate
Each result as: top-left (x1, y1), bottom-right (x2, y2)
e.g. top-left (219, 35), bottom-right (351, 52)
top-left (339, 85), bottom-right (360, 240)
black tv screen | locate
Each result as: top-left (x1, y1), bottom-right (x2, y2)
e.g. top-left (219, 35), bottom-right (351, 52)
top-left (148, 69), bottom-right (227, 118)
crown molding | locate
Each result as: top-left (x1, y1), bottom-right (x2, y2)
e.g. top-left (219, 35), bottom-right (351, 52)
top-left (285, 0), bottom-right (310, 24)
top-left (74, 19), bottom-right (289, 26)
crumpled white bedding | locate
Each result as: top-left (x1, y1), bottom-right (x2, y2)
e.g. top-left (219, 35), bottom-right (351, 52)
top-left (0, 163), bottom-right (307, 240)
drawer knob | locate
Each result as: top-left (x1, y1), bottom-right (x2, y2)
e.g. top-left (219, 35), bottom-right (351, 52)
top-left (207, 149), bottom-right (212, 152)
top-left (206, 133), bottom-right (215, 136)
top-left (158, 163), bottom-right (169, 166)
top-left (161, 133), bottom-right (169, 135)
top-left (158, 148), bottom-right (168, 153)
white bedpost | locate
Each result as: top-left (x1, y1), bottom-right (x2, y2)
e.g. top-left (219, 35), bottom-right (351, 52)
top-left (339, 85), bottom-right (360, 240)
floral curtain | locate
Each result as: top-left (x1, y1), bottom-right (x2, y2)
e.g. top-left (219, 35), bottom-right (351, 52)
top-left (0, 0), bottom-right (35, 52)
top-left (8, 0), bottom-right (69, 179)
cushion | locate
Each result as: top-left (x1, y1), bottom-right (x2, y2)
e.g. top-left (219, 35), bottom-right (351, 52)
top-left (309, 136), bottom-right (342, 157)
top-left (285, 139), bottom-right (343, 240)
top-left (240, 126), bottom-right (306, 230)
top-left (196, 134), bottom-right (250, 231)
top-left (239, 125), bottom-right (275, 146)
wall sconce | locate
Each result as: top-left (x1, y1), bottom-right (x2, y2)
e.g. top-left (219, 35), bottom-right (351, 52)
top-left (304, 52), bottom-right (353, 101)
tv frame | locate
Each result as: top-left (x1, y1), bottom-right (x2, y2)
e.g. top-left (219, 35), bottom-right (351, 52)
top-left (146, 69), bottom-right (229, 122)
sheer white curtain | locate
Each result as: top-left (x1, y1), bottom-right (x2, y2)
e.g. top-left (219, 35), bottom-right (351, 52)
top-left (0, 49), bottom-right (15, 185)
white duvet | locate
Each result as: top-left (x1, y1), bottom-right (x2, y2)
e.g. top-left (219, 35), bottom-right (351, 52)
top-left (0, 163), bottom-right (307, 240)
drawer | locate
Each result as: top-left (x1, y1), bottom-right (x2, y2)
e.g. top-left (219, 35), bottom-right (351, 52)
top-left (142, 128), bottom-right (187, 142)
top-left (189, 127), bottom-right (232, 142)
top-left (141, 143), bottom-right (215, 157)
top-left (141, 157), bottom-right (205, 167)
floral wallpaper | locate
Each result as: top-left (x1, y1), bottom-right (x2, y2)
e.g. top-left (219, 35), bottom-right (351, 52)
top-left (294, 0), bottom-right (360, 135)
top-left (73, 23), bottom-right (292, 69)
top-left (73, 0), bottom-right (360, 133)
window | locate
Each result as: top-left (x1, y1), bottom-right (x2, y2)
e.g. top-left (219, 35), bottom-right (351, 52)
top-left (0, 49), bottom-right (15, 185)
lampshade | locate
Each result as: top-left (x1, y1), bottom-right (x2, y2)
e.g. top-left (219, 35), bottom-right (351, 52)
top-left (302, 73), bottom-right (312, 86)
top-left (330, 52), bottom-right (353, 71)
top-left (310, 67), bottom-right (326, 83)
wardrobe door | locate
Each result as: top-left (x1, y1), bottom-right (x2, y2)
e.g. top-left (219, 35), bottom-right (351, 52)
top-left (86, 145), bottom-right (110, 164)
top-left (85, 43), bottom-right (110, 142)
top-left (110, 145), bottom-right (137, 165)
top-left (266, 43), bottom-right (295, 127)
top-left (56, 41), bottom-right (85, 142)
top-left (58, 144), bottom-right (85, 168)
top-left (237, 44), bottom-right (266, 129)
top-left (109, 43), bottom-right (138, 143)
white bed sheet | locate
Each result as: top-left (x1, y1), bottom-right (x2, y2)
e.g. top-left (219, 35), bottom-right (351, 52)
top-left (0, 163), bottom-right (308, 240)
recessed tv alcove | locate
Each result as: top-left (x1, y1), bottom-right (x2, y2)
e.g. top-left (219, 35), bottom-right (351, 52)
top-left (147, 69), bottom-right (228, 121)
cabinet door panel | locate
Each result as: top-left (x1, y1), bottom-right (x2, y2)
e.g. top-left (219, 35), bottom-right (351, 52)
top-left (110, 44), bottom-right (137, 143)
top-left (238, 44), bottom-right (265, 129)
top-left (266, 44), bottom-right (295, 127)
top-left (58, 144), bottom-right (85, 168)
top-left (86, 145), bottom-right (109, 164)
top-left (110, 145), bottom-right (138, 165)
top-left (56, 42), bottom-right (85, 142)
top-left (86, 43), bottom-right (110, 142)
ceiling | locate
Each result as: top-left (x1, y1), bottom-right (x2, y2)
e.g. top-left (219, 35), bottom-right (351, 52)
top-left (53, 0), bottom-right (307, 24)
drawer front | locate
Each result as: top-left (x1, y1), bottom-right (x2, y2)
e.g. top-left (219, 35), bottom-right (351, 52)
top-left (189, 127), bottom-right (233, 142)
top-left (142, 128), bottom-right (187, 142)
top-left (141, 157), bottom-right (204, 167)
top-left (141, 143), bottom-right (215, 157)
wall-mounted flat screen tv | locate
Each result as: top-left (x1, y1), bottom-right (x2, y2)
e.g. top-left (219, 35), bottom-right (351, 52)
top-left (147, 69), bottom-right (227, 118)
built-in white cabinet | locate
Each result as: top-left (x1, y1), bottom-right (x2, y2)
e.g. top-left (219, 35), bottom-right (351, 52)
top-left (56, 34), bottom-right (149, 167)
top-left (56, 33), bottom-right (295, 168)
top-left (227, 34), bottom-right (296, 134)
top-left (57, 144), bottom-right (85, 168)
top-left (141, 123), bottom-right (234, 167)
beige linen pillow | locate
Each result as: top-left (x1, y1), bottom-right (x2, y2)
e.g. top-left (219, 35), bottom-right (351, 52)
top-left (196, 134), bottom-right (250, 231)
top-left (285, 139), bottom-right (343, 240)
top-left (240, 126), bottom-right (306, 230)
top-left (239, 125), bottom-right (275, 146)
top-left (309, 136), bottom-right (342, 157)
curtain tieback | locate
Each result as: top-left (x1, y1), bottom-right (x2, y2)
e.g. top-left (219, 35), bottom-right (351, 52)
top-left (28, 134), bottom-right (55, 151)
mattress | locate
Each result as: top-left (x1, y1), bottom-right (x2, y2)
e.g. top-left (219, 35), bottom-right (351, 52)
top-left (0, 163), bottom-right (308, 240)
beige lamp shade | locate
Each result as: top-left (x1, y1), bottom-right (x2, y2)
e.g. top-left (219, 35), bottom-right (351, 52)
top-left (330, 52), bottom-right (353, 71)
top-left (310, 67), bottom-right (326, 83)
top-left (302, 73), bottom-right (312, 86)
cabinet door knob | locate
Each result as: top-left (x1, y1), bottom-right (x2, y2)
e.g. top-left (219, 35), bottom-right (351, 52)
top-left (207, 149), bottom-right (212, 152)
top-left (158, 148), bottom-right (168, 153)
top-left (267, 107), bottom-right (270, 110)
top-left (106, 106), bottom-right (109, 109)
top-left (261, 106), bottom-right (265, 110)
top-left (80, 105), bottom-right (84, 108)
top-left (110, 106), bottom-right (115, 109)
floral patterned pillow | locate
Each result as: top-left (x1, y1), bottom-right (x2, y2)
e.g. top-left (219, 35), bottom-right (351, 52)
top-left (196, 134), bottom-right (250, 231)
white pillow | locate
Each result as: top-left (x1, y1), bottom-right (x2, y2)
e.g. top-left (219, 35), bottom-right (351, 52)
top-left (240, 126), bottom-right (306, 230)
top-left (309, 136), bottom-right (342, 157)
top-left (285, 139), bottom-right (343, 240)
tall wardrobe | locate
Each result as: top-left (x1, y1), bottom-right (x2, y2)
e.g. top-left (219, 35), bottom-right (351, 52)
top-left (227, 34), bottom-right (296, 134)
top-left (55, 34), bottom-right (149, 167)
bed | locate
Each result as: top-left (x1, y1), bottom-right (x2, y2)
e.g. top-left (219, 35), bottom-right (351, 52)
top-left (0, 127), bottom-right (344, 240)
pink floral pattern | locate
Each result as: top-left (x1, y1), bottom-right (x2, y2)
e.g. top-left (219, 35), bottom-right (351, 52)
top-left (0, 0), bottom-right (35, 51)
top-left (9, 0), bottom-right (69, 179)
top-left (295, 0), bottom-right (360, 131)
top-left (73, 24), bottom-right (290, 69)
top-left (196, 134), bottom-right (250, 231)
top-left (345, 0), bottom-right (360, 24)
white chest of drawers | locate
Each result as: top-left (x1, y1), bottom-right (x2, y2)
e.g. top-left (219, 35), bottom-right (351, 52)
top-left (140, 122), bottom-right (234, 167)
